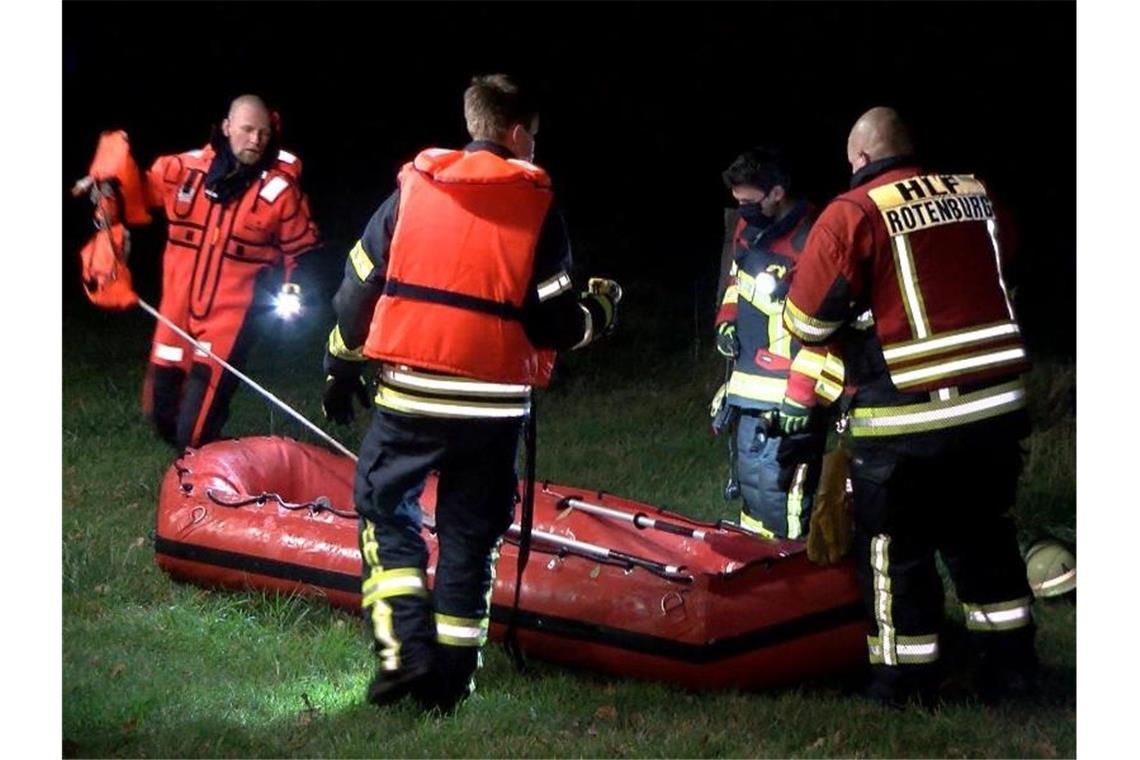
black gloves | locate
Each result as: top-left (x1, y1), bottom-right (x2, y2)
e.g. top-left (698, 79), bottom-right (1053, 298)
top-left (322, 374), bottom-right (371, 424)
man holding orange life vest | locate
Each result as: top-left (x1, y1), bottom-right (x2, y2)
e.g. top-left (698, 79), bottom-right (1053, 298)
top-left (782, 107), bottom-right (1037, 706)
top-left (79, 94), bottom-right (320, 449)
top-left (321, 74), bottom-right (621, 713)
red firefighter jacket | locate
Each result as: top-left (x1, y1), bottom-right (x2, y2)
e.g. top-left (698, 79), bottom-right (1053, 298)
top-left (783, 157), bottom-right (1029, 439)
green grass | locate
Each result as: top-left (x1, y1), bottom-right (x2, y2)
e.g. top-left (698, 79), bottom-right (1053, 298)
top-left (62, 303), bottom-right (1075, 758)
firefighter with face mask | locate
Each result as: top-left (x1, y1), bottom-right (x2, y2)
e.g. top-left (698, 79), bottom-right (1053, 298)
top-left (782, 107), bottom-right (1037, 706)
top-left (321, 74), bottom-right (620, 714)
top-left (712, 148), bottom-right (841, 540)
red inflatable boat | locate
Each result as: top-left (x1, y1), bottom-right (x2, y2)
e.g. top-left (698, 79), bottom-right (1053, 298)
top-left (155, 436), bottom-right (867, 690)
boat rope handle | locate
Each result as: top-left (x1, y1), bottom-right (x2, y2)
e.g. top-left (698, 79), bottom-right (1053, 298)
top-left (205, 488), bottom-right (358, 519)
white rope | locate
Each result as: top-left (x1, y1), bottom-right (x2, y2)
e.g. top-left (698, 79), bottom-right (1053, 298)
top-left (136, 298), bottom-right (358, 461)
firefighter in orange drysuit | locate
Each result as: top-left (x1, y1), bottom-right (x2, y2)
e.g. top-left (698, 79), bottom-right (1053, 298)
top-left (131, 95), bottom-right (320, 448)
top-left (321, 74), bottom-right (621, 714)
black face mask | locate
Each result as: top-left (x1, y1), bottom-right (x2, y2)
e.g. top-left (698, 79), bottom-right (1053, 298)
top-left (738, 202), bottom-right (775, 230)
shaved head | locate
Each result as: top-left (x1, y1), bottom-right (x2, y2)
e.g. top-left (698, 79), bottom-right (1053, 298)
top-left (228, 94), bottom-right (270, 120)
top-left (222, 94), bottom-right (273, 165)
top-left (846, 106), bottom-right (914, 174)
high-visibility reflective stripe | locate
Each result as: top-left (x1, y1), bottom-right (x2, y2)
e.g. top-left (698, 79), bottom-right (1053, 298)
top-left (277, 149), bottom-right (297, 164)
top-left (790, 350), bottom-right (826, 377)
top-left (850, 379), bottom-right (1026, 437)
top-left (816, 376), bottom-right (844, 403)
top-left (882, 321), bottom-right (1021, 362)
top-left (382, 365), bottom-right (530, 397)
top-left (328, 325), bottom-right (367, 361)
top-left (868, 634), bottom-right (939, 664)
top-left (349, 240), bottom-right (374, 281)
top-left (889, 347), bottom-right (1026, 387)
top-left (892, 234), bottom-right (930, 340)
top-left (786, 465), bottom-right (806, 540)
top-left (571, 303), bottom-right (594, 350)
top-left (1039, 568), bottom-right (1076, 591)
top-left (362, 520), bottom-right (380, 568)
top-left (536, 271), bottom-right (572, 301)
top-left (435, 614), bottom-right (489, 647)
top-left (186, 149), bottom-right (204, 158)
top-left (963, 597), bottom-right (1034, 631)
top-left (721, 284), bottom-right (739, 308)
top-left (871, 535), bottom-right (896, 665)
top-left (986, 219), bottom-right (1016, 320)
top-left (193, 341), bottom-right (213, 358)
top-left (376, 387), bottom-right (530, 418)
top-left (362, 572), bottom-right (428, 606)
top-left (259, 176), bottom-right (289, 203)
top-left (154, 343), bottom-right (184, 362)
top-left (726, 371), bottom-right (788, 403)
top-left (735, 270), bottom-right (781, 314)
top-left (783, 299), bottom-right (843, 341)
top-left (738, 510), bottom-right (776, 539)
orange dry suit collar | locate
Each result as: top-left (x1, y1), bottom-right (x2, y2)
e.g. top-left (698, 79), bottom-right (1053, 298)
top-left (203, 125), bottom-right (279, 204)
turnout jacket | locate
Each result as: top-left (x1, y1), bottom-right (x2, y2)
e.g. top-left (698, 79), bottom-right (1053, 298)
top-left (326, 141), bottom-right (608, 418)
top-left (783, 157), bottom-right (1029, 441)
top-left (716, 202), bottom-right (843, 410)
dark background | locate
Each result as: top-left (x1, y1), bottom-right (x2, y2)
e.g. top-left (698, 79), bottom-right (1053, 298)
top-left (62, 1), bottom-right (1076, 357)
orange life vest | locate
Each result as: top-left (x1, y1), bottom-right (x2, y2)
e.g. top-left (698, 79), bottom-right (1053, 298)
top-left (364, 148), bottom-right (556, 386)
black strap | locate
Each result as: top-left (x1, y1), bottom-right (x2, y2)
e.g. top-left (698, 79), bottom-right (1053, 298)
top-left (504, 402), bottom-right (537, 672)
top-left (384, 279), bottom-right (525, 321)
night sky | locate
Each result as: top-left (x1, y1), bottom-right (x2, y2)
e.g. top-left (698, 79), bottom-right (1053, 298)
top-left (62, 1), bottom-right (1076, 356)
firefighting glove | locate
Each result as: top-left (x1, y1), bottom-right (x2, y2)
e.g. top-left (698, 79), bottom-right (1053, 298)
top-left (322, 374), bottom-right (370, 425)
top-left (716, 322), bottom-right (740, 359)
top-left (777, 398), bottom-right (811, 436)
top-left (584, 278), bottom-right (623, 337)
top-left (806, 438), bottom-right (854, 566)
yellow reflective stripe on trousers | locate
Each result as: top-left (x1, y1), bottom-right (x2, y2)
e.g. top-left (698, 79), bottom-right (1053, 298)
top-left (783, 299), bottom-right (843, 342)
top-left (726, 371), bottom-right (787, 403)
top-left (962, 597), bottom-right (1034, 632)
top-left (435, 613), bottom-right (489, 647)
top-left (867, 634), bottom-right (939, 664)
top-left (739, 510), bottom-right (776, 539)
top-left (850, 379), bottom-right (1026, 437)
top-left (785, 464), bottom-right (806, 540)
top-left (871, 535), bottom-right (897, 665)
top-left (362, 567), bottom-right (428, 606)
top-left (359, 521), bottom-right (405, 671)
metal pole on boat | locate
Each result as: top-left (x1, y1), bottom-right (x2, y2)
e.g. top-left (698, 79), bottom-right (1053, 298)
top-left (555, 496), bottom-right (712, 542)
top-left (135, 298), bottom-right (359, 461)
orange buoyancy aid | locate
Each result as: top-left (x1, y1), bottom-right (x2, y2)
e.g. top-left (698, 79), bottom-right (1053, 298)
top-left (364, 148), bottom-right (556, 386)
top-left (79, 222), bottom-right (139, 310)
top-left (87, 130), bottom-right (153, 227)
top-left (147, 145), bottom-right (318, 320)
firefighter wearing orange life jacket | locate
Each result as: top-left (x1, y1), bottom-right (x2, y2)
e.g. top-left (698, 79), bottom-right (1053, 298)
top-left (321, 74), bottom-right (620, 714)
top-left (78, 95), bottom-right (320, 449)
top-left (781, 107), bottom-right (1037, 706)
top-left (711, 147), bottom-right (842, 540)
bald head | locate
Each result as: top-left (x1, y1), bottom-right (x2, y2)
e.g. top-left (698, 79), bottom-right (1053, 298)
top-left (222, 94), bottom-right (273, 165)
top-left (846, 106), bottom-right (914, 174)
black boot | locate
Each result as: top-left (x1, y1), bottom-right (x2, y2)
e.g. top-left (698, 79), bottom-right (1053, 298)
top-left (367, 661), bottom-right (432, 708)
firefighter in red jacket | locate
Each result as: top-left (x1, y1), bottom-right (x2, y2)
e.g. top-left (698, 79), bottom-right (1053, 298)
top-left (137, 95), bottom-right (319, 448)
top-left (712, 147), bottom-right (841, 539)
top-left (321, 74), bottom-right (621, 713)
top-left (782, 107), bottom-right (1037, 706)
